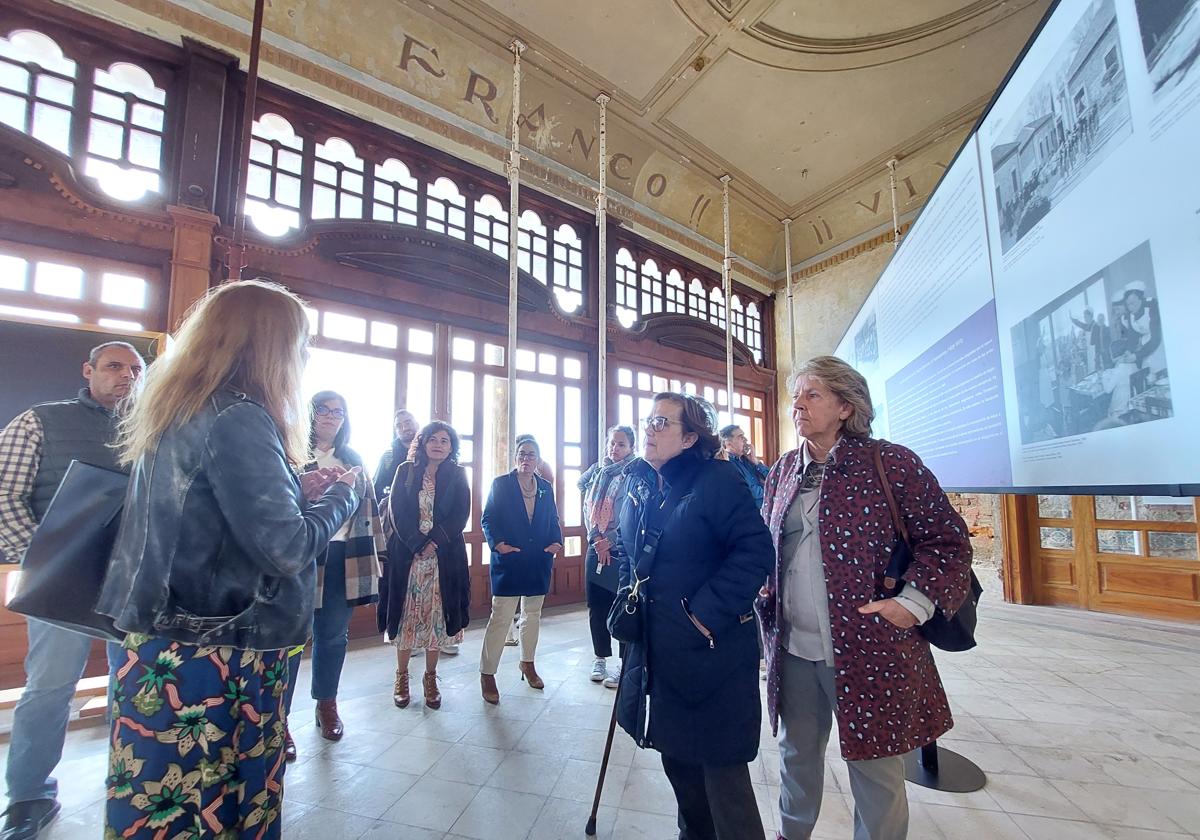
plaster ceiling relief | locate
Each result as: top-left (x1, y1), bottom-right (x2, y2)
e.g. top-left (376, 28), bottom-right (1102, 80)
top-left (756, 0), bottom-right (1005, 45)
top-left (663, 0), bottom-right (1046, 210)
top-left (465, 0), bottom-right (706, 103)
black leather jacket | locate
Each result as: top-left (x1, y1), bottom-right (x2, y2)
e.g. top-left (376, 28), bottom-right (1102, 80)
top-left (98, 389), bottom-right (358, 651)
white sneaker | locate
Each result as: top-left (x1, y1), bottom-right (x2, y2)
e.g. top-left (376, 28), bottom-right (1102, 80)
top-left (603, 671), bottom-right (619, 689)
top-left (590, 657), bottom-right (607, 682)
top-left (440, 643), bottom-right (459, 656)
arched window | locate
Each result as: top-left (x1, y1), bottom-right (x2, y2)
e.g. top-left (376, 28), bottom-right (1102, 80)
top-left (687, 278), bottom-right (707, 320)
top-left (517, 210), bottom-right (548, 283)
top-left (665, 269), bottom-right (686, 314)
top-left (85, 62), bottom-right (166, 201)
top-left (246, 113), bottom-right (304, 237)
top-left (425, 176), bottom-right (466, 239)
top-left (639, 259), bottom-right (663, 316)
top-left (709, 287), bottom-right (726, 330)
top-left (615, 248), bottom-right (638, 328)
top-left (312, 137), bottom-right (364, 220)
top-left (730, 294), bottom-right (747, 346)
top-left (551, 224), bottom-right (584, 313)
top-left (0, 30), bottom-right (75, 155)
top-left (746, 301), bottom-right (763, 362)
top-left (373, 158), bottom-right (419, 225)
top-left (473, 194), bottom-right (509, 259)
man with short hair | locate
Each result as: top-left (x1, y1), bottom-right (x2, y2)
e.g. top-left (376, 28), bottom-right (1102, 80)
top-left (719, 424), bottom-right (770, 510)
top-left (0, 341), bottom-right (144, 840)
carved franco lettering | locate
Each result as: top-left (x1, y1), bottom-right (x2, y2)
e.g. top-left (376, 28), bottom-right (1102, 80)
top-left (690, 194), bottom-right (711, 227)
top-left (610, 153), bottom-right (633, 181)
top-left (464, 70), bottom-right (499, 124)
top-left (855, 190), bottom-right (882, 214)
top-left (570, 128), bottom-right (596, 161)
top-left (398, 35), bottom-right (446, 79)
top-left (901, 175), bottom-right (917, 199)
top-left (646, 173), bottom-right (667, 198)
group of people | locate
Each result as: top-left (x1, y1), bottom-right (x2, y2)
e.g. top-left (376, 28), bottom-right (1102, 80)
top-left (0, 277), bottom-right (974, 840)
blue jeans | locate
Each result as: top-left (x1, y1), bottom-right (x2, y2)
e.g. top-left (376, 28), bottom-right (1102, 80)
top-left (284, 543), bottom-right (353, 712)
top-left (5, 618), bottom-right (122, 804)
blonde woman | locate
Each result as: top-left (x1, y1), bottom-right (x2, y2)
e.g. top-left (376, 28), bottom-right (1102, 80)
top-left (98, 280), bottom-right (359, 839)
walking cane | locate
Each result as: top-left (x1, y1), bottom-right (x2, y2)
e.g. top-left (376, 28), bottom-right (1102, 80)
top-left (584, 662), bottom-right (624, 836)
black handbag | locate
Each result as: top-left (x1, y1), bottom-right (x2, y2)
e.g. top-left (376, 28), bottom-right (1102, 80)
top-left (871, 443), bottom-right (982, 652)
top-left (606, 483), bottom-right (685, 644)
top-left (8, 459), bottom-right (127, 642)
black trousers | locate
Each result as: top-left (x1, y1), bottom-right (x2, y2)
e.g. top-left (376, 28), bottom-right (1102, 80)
top-left (586, 579), bottom-right (618, 659)
top-left (660, 755), bottom-right (765, 840)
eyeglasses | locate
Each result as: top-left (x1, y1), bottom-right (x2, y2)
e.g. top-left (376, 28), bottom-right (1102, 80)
top-left (516, 451), bottom-right (539, 460)
top-left (314, 406), bottom-right (346, 419)
top-left (642, 416), bottom-right (682, 432)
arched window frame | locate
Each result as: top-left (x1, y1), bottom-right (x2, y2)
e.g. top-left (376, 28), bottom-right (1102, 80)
top-left (311, 136), bottom-right (365, 221)
top-left (425, 176), bottom-right (467, 240)
top-left (472, 194), bottom-right (509, 259)
top-left (372, 157), bottom-right (419, 225)
top-left (245, 112), bottom-right (304, 237)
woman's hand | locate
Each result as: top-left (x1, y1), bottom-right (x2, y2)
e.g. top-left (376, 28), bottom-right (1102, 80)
top-left (544, 542), bottom-right (563, 555)
top-left (335, 465), bottom-right (362, 486)
top-left (593, 536), bottom-right (612, 566)
top-left (857, 598), bottom-right (917, 629)
top-left (494, 542), bottom-right (520, 554)
top-left (300, 467), bottom-right (342, 501)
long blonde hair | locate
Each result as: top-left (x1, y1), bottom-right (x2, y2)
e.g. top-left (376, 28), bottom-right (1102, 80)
top-left (118, 279), bottom-right (312, 466)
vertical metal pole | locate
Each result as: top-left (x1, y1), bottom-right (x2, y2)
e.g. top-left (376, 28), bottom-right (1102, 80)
top-left (887, 158), bottom-right (901, 250)
top-left (595, 93), bottom-right (610, 459)
top-left (505, 40), bottom-right (525, 464)
top-left (227, 0), bottom-right (266, 280)
top-left (783, 217), bottom-right (795, 368)
top-left (721, 175), bottom-right (734, 426)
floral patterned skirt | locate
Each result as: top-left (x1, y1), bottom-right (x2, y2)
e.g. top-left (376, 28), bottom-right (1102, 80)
top-left (394, 551), bottom-right (463, 650)
top-left (105, 634), bottom-right (290, 840)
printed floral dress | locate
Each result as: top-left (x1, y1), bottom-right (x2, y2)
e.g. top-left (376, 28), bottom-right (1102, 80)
top-left (394, 471), bottom-right (462, 650)
top-left (105, 634), bottom-right (290, 839)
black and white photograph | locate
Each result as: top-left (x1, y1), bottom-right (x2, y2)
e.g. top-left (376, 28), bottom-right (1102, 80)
top-left (1135, 0), bottom-right (1200, 98)
top-left (1009, 241), bottom-right (1171, 444)
top-left (989, 0), bottom-right (1133, 253)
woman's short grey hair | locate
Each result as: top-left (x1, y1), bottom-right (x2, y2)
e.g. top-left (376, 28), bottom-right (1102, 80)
top-left (786, 355), bottom-right (874, 438)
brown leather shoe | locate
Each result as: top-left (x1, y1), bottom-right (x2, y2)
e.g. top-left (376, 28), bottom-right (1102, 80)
top-left (314, 699), bottom-right (344, 741)
top-left (518, 660), bottom-right (544, 690)
top-left (480, 672), bottom-right (500, 705)
top-left (423, 671), bottom-right (442, 709)
top-left (283, 730), bottom-right (297, 762)
top-left (393, 669), bottom-right (410, 708)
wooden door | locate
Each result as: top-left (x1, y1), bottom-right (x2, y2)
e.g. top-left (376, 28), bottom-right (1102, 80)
top-left (1023, 494), bottom-right (1200, 621)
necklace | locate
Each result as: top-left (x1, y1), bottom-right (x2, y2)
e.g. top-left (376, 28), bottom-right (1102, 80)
top-left (518, 476), bottom-right (538, 498)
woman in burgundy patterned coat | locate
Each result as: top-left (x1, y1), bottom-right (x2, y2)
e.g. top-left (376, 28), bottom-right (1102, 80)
top-left (758, 356), bottom-right (972, 840)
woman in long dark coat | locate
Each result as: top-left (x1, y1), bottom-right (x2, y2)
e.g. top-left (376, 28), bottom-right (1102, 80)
top-left (759, 356), bottom-right (972, 840)
top-left (380, 421), bottom-right (471, 710)
top-left (478, 434), bottom-right (562, 703)
top-left (615, 393), bottom-right (774, 840)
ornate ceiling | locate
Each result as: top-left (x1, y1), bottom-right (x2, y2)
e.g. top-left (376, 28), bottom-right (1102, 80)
top-left (81, 0), bottom-right (1051, 286)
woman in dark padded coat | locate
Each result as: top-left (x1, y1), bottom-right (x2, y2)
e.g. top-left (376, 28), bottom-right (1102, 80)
top-left (615, 392), bottom-right (775, 840)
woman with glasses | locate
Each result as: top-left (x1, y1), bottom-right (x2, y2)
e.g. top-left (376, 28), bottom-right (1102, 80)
top-left (283, 391), bottom-right (384, 755)
top-left (379, 421), bottom-right (471, 709)
top-left (580, 424), bottom-right (637, 687)
top-left (478, 434), bottom-right (562, 703)
top-left (615, 394), bottom-right (774, 840)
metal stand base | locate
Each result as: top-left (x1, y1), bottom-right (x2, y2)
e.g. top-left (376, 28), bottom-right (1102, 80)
top-left (903, 741), bottom-right (987, 792)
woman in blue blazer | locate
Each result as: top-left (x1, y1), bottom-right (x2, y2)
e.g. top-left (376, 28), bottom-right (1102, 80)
top-left (479, 434), bottom-right (562, 703)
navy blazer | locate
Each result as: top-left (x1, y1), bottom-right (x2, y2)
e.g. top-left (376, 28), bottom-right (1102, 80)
top-left (481, 471), bottom-right (562, 597)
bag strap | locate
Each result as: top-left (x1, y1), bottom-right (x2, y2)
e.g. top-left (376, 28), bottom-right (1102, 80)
top-left (631, 480), bottom-right (688, 583)
top-left (870, 442), bottom-right (911, 591)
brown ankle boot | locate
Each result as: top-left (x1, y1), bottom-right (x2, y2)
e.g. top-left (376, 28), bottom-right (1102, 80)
top-left (283, 730), bottom-right (297, 762)
top-left (393, 669), bottom-right (410, 708)
top-left (480, 673), bottom-right (500, 704)
top-left (314, 699), bottom-right (343, 740)
top-left (423, 671), bottom-right (442, 709)
top-left (518, 660), bottom-right (544, 690)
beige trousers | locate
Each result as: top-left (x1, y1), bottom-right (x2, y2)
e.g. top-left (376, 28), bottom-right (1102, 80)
top-left (479, 594), bottom-right (545, 674)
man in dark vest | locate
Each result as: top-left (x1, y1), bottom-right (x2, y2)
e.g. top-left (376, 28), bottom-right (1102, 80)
top-left (0, 341), bottom-right (143, 840)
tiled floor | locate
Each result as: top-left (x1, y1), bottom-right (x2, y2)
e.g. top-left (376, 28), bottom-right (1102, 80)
top-left (6, 595), bottom-right (1200, 839)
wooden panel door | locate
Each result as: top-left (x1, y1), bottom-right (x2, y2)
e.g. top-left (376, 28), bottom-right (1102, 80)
top-left (1023, 494), bottom-right (1200, 620)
